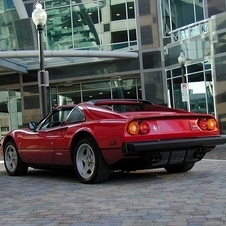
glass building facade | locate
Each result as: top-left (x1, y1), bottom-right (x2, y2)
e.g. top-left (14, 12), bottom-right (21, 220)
top-left (162, 0), bottom-right (226, 134)
top-left (0, 0), bottom-right (226, 135)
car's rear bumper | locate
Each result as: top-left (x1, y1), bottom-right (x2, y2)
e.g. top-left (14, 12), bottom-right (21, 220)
top-left (122, 136), bottom-right (226, 154)
top-left (117, 136), bottom-right (226, 168)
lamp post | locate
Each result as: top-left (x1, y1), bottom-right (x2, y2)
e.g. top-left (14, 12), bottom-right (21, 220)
top-left (178, 51), bottom-right (188, 110)
top-left (32, 2), bottom-right (48, 117)
top-left (178, 51), bottom-right (187, 83)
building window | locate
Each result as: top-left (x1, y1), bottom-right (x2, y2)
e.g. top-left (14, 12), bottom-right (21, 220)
top-left (127, 2), bottom-right (135, 18)
top-left (138, 0), bottom-right (150, 16)
top-left (144, 71), bottom-right (165, 104)
top-left (140, 26), bottom-right (153, 45)
top-left (161, 0), bottom-right (204, 37)
top-left (50, 76), bottom-right (141, 108)
top-left (166, 61), bottom-right (214, 114)
top-left (142, 51), bottom-right (161, 69)
top-left (23, 86), bottom-right (40, 109)
top-left (111, 3), bottom-right (126, 21)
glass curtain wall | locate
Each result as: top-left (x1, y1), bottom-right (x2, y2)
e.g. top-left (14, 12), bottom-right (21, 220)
top-left (0, 0), bottom-right (19, 51)
top-left (166, 61), bottom-right (214, 114)
top-left (212, 12), bottom-right (226, 134)
top-left (50, 76), bottom-right (141, 107)
top-left (207, 0), bottom-right (226, 17)
top-left (43, 0), bottom-right (137, 51)
top-left (161, 0), bottom-right (204, 37)
top-left (0, 0), bottom-right (137, 51)
top-left (0, 90), bottom-right (22, 137)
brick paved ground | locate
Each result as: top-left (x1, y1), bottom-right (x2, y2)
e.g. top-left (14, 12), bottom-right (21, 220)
top-left (0, 144), bottom-right (225, 226)
top-left (204, 144), bottom-right (226, 160)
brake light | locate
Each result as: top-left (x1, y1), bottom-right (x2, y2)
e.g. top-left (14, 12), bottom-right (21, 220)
top-left (198, 119), bottom-right (207, 130)
top-left (139, 121), bottom-right (150, 134)
top-left (198, 118), bottom-right (217, 130)
top-left (127, 121), bottom-right (150, 135)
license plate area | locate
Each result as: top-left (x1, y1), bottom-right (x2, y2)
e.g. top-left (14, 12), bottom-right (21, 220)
top-left (169, 150), bottom-right (186, 164)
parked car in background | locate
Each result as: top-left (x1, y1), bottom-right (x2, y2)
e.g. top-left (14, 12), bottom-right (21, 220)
top-left (0, 99), bottom-right (225, 183)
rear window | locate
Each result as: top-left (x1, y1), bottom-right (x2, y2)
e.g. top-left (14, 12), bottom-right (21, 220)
top-left (66, 107), bottom-right (85, 124)
top-left (99, 104), bottom-right (144, 113)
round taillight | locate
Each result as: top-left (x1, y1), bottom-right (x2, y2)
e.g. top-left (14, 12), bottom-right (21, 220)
top-left (198, 119), bottom-right (207, 130)
top-left (206, 119), bottom-right (216, 130)
top-left (139, 121), bottom-right (150, 134)
top-left (198, 118), bottom-right (217, 130)
top-left (127, 121), bottom-right (139, 135)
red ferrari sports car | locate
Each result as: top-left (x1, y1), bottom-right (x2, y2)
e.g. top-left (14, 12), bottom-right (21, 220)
top-left (0, 99), bottom-right (225, 184)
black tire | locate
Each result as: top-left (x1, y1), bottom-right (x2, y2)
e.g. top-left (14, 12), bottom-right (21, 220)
top-left (73, 137), bottom-right (111, 184)
top-left (4, 141), bottom-right (28, 176)
top-left (164, 162), bottom-right (195, 173)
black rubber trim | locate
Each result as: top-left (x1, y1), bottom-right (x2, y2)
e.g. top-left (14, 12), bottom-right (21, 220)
top-left (122, 136), bottom-right (226, 154)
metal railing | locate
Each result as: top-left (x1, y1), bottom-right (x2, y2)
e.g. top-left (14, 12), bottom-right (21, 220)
top-left (169, 19), bottom-right (209, 42)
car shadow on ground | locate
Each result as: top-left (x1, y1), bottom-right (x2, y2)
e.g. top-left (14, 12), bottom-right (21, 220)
top-left (109, 169), bottom-right (187, 184)
top-left (0, 166), bottom-right (191, 184)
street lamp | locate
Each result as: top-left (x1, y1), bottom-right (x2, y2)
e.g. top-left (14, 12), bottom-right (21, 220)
top-left (178, 51), bottom-right (187, 83)
top-left (178, 51), bottom-right (188, 110)
top-left (32, 2), bottom-right (49, 117)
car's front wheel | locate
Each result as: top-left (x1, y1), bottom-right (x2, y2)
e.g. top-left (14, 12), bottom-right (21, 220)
top-left (73, 137), bottom-right (111, 184)
top-left (164, 162), bottom-right (195, 173)
top-left (4, 141), bottom-right (28, 176)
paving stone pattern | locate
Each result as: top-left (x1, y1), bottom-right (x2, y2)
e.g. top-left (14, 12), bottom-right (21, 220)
top-left (0, 144), bottom-right (225, 226)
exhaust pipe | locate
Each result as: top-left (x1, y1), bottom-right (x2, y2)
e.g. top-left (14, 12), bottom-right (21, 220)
top-left (150, 153), bottom-right (162, 163)
top-left (193, 148), bottom-right (207, 159)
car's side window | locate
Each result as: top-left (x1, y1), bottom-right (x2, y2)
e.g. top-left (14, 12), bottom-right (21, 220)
top-left (65, 107), bottom-right (85, 124)
top-left (39, 108), bottom-right (73, 130)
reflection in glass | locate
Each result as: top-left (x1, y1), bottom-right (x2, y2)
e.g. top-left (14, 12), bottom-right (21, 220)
top-left (205, 71), bottom-right (214, 114)
top-left (0, 90), bottom-right (22, 137)
top-left (189, 81), bottom-right (206, 113)
top-left (43, 0), bottom-right (137, 51)
top-left (112, 77), bottom-right (141, 99)
top-left (172, 76), bottom-right (184, 110)
top-left (144, 71), bottom-right (165, 105)
top-left (166, 61), bottom-right (214, 114)
top-left (111, 3), bottom-right (126, 21)
top-left (0, 0), bottom-right (137, 52)
top-left (161, 0), bottom-right (204, 37)
top-left (50, 76), bottom-right (141, 108)
top-left (82, 88), bottom-right (111, 101)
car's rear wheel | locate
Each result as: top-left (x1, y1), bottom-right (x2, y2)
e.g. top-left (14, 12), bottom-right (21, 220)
top-left (4, 141), bottom-right (28, 176)
top-left (74, 137), bottom-right (111, 184)
top-left (164, 162), bottom-right (195, 173)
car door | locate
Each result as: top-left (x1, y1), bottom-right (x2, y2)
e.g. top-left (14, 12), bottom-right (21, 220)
top-left (18, 128), bottom-right (61, 164)
top-left (53, 106), bottom-right (86, 165)
top-left (18, 107), bottom-right (73, 164)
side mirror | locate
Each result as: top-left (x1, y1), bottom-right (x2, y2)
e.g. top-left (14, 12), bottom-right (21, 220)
top-left (28, 121), bottom-right (37, 131)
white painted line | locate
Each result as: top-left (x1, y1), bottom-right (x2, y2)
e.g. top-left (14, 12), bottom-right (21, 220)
top-left (0, 160), bottom-right (4, 164)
